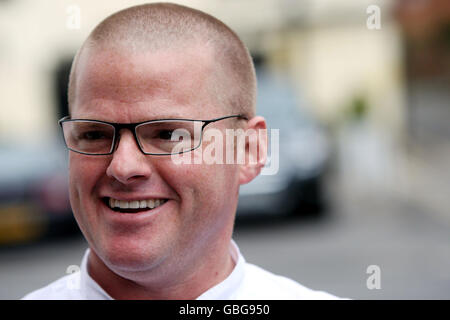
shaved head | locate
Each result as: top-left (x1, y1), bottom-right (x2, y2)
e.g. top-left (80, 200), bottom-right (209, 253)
top-left (68, 2), bottom-right (256, 117)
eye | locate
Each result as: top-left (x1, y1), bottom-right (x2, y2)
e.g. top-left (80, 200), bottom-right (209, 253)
top-left (157, 129), bottom-right (175, 140)
top-left (81, 130), bottom-right (107, 140)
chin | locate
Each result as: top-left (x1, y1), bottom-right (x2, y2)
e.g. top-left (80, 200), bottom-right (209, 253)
top-left (96, 235), bottom-right (168, 273)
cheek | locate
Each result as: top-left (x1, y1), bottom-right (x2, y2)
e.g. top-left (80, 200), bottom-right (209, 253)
top-left (166, 160), bottom-right (239, 220)
top-left (68, 154), bottom-right (110, 242)
top-left (193, 164), bottom-right (240, 240)
top-left (68, 154), bottom-right (107, 209)
top-left (161, 162), bottom-right (237, 248)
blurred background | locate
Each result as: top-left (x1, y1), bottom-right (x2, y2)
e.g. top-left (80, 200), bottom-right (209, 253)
top-left (1, 0), bottom-right (449, 299)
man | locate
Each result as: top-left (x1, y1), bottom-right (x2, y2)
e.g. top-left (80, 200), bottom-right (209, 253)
top-left (23, 3), bottom-right (338, 300)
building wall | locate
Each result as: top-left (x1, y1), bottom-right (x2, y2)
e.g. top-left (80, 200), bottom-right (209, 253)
top-left (0, 0), bottom-right (405, 144)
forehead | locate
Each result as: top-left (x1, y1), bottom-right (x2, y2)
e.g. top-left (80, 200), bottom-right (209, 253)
top-left (72, 44), bottom-right (222, 121)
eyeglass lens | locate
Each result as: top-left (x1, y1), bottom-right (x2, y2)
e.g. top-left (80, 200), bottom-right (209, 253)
top-left (61, 120), bottom-right (203, 155)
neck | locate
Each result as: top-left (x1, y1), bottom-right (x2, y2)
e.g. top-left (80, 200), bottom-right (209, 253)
top-left (87, 239), bottom-right (235, 300)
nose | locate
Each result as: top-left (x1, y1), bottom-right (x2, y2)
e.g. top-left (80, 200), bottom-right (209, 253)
top-left (106, 129), bottom-right (152, 184)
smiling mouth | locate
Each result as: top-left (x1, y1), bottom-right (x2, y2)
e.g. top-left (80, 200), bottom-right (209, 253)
top-left (103, 197), bottom-right (168, 214)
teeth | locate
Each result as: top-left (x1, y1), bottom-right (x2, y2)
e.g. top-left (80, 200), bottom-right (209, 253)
top-left (119, 200), bottom-right (129, 209)
top-left (129, 201), bottom-right (140, 209)
top-left (108, 198), bottom-right (166, 210)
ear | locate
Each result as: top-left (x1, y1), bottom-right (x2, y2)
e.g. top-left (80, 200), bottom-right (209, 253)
top-left (239, 116), bottom-right (268, 185)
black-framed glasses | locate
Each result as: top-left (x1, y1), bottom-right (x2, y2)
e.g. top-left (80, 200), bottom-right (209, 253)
top-left (58, 114), bottom-right (248, 155)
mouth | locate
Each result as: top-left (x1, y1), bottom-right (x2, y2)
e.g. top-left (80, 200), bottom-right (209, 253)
top-left (102, 197), bottom-right (168, 214)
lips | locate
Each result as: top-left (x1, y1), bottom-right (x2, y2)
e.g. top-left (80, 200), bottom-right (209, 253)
top-left (102, 197), bottom-right (168, 214)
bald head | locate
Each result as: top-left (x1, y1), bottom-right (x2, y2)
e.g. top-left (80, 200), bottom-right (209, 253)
top-left (68, 2), bottom-right (256, 117)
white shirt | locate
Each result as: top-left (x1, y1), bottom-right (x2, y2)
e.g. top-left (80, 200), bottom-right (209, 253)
top-left (22, 240), bottom-right (339, 300)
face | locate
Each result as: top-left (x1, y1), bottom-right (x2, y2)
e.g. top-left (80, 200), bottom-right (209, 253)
top-left (70, 44), bottom-right (242, 276)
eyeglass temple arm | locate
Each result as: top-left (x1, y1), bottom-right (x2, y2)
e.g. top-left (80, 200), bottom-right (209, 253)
top-left (201, 114), bottom-right (248, 129)
top-left (58, 115), bottom-right (70, 124)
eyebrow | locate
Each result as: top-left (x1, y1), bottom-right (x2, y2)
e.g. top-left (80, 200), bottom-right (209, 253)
top-left (71, 112), bottom-right (198, 123)
top-left (73, 100), bottom-right (203, 121)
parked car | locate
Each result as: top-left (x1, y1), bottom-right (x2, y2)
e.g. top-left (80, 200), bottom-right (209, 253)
top-left (236, 68), bottom-right (330, 218)
top-left (0, 142), bottom-right (76, 246)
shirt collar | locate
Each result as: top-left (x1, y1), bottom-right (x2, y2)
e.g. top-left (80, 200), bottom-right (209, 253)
top-left (79, 239), bottom-right (245, 300)
top-left (196, 239), bottom-right (245, 300)
top-left (80, 249), bottom-right (113, 300)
